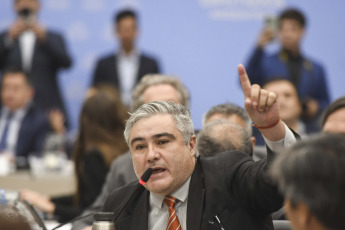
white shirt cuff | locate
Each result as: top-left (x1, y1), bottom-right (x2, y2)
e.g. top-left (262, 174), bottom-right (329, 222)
top-left (263, 122), bottom-right (296, 153)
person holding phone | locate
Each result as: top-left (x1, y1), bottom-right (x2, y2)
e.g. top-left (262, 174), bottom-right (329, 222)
top-left (245, 8), bottom-right (330, 132)
top-left (0, 0), bottom-right (72, 128)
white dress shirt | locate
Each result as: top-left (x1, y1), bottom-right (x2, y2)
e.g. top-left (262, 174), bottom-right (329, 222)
top-left (116, 49), bottom-right (140, 106)
top-left (147, 124), bottom-right (296, 229)
top-left (149, 177), bottom-right (191, 230)
top-left (0, 106), bottom-right (28, 155)
top-left (19, 30), bottom-right (36, 72)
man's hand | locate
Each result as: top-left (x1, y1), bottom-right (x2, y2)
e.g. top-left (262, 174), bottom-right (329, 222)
top-left (257, 28), bottom-right (275, 48)
top-left (8, 20), bottom-right (27, 40)
top-left (28, 22), bottom-right (46, 41)
top-left (49, 109), bottom-right (66, 135)
top-left (238, 64), bottom-right (285, 141)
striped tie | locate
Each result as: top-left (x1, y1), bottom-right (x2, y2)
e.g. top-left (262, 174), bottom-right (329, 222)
top-left (164, 195), bottom-right (181, 230)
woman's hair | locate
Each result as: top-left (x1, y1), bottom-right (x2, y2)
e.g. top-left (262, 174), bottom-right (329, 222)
top-left (73, 85), bottom-right (129, 205)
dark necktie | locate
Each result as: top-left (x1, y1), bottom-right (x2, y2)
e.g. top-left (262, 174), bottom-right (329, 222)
top-left (164, 195), bottom-right (181, 230)
top-left (0, 112), bottom-right (14, 151)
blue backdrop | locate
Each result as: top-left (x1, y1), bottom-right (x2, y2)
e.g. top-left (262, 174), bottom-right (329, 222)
top-left (1, 0), bottom-right (344, 131)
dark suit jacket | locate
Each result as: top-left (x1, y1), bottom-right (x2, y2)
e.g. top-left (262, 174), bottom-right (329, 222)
top-left (91, 53), bottom-right (160, 88)
top-left (1, 104), bottom-right (51, 168)
top-left (246, 48), bottom-right (330, 112)
top-left (103, 150), bottom-right (283, 230)
top-left (52, 148), bottom-right (109, 223)
top-left (0, 30), bottom-right (72, 126)
top-left (71, 152), bottom-right (137, 230)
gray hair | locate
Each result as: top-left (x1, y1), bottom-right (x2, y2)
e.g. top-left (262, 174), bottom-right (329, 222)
top-left (124, 101), bottom-right (194, 145)
top-left (0, 204), bottom-right (31, 230)
top-left (130, 74), bottom-right (190, 112)
top-left (270, 133), bottom-right (345, 230)
top-left (202, 103), bottom-right (252, 136)
top-left (321, 95), bottom-right (345, 127)
top-left (197, 120), bottom-right (253, 157)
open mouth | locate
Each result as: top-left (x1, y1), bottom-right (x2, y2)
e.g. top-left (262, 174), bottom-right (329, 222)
top-left (152, 167), bottom-right (166, 174)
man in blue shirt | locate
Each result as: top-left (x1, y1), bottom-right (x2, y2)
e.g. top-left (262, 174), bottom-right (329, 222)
top-left (246, 8), bottom-right (330, 131)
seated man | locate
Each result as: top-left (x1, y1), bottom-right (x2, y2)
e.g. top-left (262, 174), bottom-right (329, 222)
top-left (264, 78), bottom-right (305, 135)
top-left (197, 120), bottom-right (253, 157)
top-left (270, 133), bottom-right (345, 230)
top-left (101, 65), bottom-right (296, 229)
top-left (202, 103), bottom-right (254, 143)
top-left (321, 96), bottom-right (345, 134)
top-left (72, 74), bottom-right (190, 230)
top-left (201, 103), bottom-right (259, 157)
top-left (253, 78), bottom-right (306, 147)
top-left (0, 67), bottom-right (50, 168)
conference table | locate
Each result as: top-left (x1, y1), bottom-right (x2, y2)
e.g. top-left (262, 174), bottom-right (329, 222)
top-left (0, 161), bottom-right (75, 230)
top-left (0, 163), bottom-right (75, 197)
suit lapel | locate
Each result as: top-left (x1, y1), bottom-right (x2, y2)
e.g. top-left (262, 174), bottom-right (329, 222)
top-left (136, 55), bottom-right (144, 83)
top-left (116, 189), bottom-right (149, 230)
top-left (187, 158), bottom-right (205, 230)
top-left (29, 38), bottom-right (39, 76)
top-left (113, 55), bottom-right (119, 82)
top-left (16, 105), bottom-right (32, 157)
top-left (9, 40), bottom-right (23, 68)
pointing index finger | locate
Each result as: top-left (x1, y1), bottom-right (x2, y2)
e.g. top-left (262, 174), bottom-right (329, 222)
top-left (238, 64), bottom-right (252, 99)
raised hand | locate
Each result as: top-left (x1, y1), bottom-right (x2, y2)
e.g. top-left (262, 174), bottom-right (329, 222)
top-left (238, 64), bottom-right (285, 141)
top-left (8, 20), bottom-right (27, 40)
top-left (257, 28), bottom-right (276, 48)
top-left (28, 22), bottom-right (46, 41)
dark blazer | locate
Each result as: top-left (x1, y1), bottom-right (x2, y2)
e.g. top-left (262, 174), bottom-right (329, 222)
top-left (4, 104), bottom-right (50, 161)
top-left (103, 150), bottom-right (282, 230)
top-left (71, 152), bottom-right (137, 230)
top-left (246, 48), bottom-right (330, 112)
top-left (52, 148), bottom-right (109, 223)
top-left (91, 53), bottom-right (160, 88)
top-left (0, 30), bottom-right (72, 126)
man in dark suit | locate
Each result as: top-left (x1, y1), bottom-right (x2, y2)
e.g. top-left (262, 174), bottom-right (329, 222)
top-left (92, 9), bottom-right (160, 107)
top-left (270, 133), bottom-right (345, 230)
top-left (102, 65), bottom-right (297, 230)
top-left (72, 74), bottom-right (190, 230)
top-left (0, 0), bottom-right (72, 127)
top-left (0, 67), bottom-right (50, 168)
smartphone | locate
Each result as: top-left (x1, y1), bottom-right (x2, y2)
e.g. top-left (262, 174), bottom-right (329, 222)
top-left (264, 15), bottom-right (278, 32)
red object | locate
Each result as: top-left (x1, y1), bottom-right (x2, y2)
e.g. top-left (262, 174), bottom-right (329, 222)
top-left (164, 196), bottom-right (181, 230)
top-left (139, 179), bottom-right (146, 185)
top-left (253, 117), bottom-right (281, 129)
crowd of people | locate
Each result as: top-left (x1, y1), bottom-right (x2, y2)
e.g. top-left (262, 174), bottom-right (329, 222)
top-left (0, 1), bottom-right (344, 230)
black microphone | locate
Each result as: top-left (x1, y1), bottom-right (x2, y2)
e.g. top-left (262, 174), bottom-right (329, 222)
top-left (113, 167), bottom-right (152, 222)
top-left (138, 167), bottom-right (153, 186)
top-left (50, 167), bottom-right (152, 230)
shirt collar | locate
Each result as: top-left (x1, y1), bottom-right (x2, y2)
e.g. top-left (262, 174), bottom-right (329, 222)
top-left (2, 102), bottom-right (31, 120)
top-left (150, 176), bottom-right (191, 209)
top-left (117, 48), bottom-right (139, 59)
